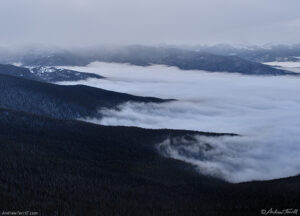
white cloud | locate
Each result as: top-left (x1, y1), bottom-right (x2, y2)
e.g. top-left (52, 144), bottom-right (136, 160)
top-left (264, 61), bottom-right (300, 68)
top-left (264, 61), bottom-right (300, 73)
top-left (158, 133), bottom-right (300, 183)
top-left (57, 62), bottom-right (300, 182)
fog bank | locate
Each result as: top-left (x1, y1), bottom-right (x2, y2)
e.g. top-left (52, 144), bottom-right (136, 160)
top-left (58, 62), bottom-right (300, 182)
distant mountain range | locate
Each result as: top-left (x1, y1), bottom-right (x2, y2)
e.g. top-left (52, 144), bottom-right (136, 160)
top-left (189, 44), bottom-right (300, 62)
top-left (0, 45), bottom-right (296, 75)
top-left (80, 46), bottom-right (291, 75)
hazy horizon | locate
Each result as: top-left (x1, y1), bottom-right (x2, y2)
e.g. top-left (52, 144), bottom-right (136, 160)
top-left (1, 42), bottom-right (300, 54)
top-left (1, 0), bottom-right (300, 47)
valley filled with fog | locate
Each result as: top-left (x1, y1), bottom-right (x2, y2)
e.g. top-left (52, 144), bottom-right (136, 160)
top-left (56, 62), bottom-right (300, 182)
top-left (1, 0), bottom-right (300, 214)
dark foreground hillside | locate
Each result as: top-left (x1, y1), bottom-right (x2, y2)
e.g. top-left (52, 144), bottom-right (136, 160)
top-left (0, 74), bottom-right (167, 119)
top-left (0, 109), bottom-right (299, 216)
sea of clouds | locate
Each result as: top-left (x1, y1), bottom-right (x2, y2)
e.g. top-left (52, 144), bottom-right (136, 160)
top-left (57, 62), bottom-right (300, 183)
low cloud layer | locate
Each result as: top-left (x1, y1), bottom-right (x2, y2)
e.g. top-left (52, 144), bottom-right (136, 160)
top-left (58, 62), bottom-right (300, 182)
top-left (158, 134), bottom-right (300, 183)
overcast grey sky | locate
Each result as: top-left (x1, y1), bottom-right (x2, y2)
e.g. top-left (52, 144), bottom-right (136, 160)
top-left (0, 0), bottom-right (300, 47)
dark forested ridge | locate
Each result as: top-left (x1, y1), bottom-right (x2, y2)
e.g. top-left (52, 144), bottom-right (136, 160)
top-left (0, 74), bottom-right (168, 119)
top-left (0, 108), bottom-right (299, 216)
top-left (29, 66), bottom-right (104, 82)
top-left (0, 64), bottom-right (103, 82)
